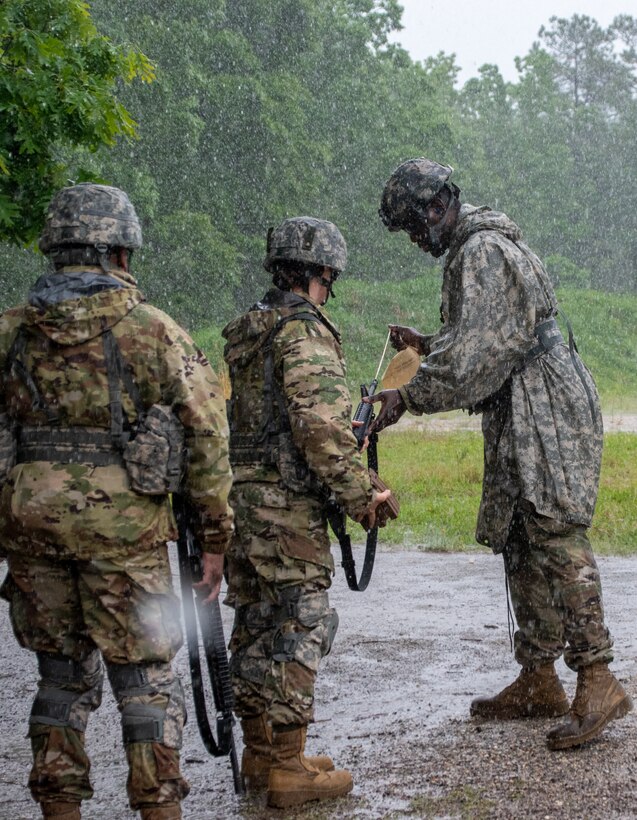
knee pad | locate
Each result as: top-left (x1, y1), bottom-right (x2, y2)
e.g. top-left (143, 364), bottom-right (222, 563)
top-left (30, 651), bottom-right (104, 733)
top-left (106, 661), bottom-right (186, 749)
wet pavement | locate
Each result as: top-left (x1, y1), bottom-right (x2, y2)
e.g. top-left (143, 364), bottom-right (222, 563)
top-left (1, 549), bottom-right (636, 819)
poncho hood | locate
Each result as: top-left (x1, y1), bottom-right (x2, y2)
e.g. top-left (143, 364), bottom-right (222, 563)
top-left (22, 266), bottom-right (144, 345)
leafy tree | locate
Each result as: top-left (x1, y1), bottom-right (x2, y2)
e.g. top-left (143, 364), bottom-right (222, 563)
top-left (0, 0), bottom-right (154, 245)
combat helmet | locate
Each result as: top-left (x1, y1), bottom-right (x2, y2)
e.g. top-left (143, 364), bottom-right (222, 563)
top-left (379, 158), bottom-right (455, 232)
top-left (264, 216), bottom-right (347, 273)
top-left (39, 182), bottom-right (142, 254)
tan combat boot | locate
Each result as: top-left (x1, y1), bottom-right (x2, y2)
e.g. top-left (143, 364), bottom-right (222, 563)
top-left (40, 803), bottom-right (81, 820)
top-left (470, 663), bottom-right (570, 719)
top-left (241, 715), bottom-right (334, 790)
top-left (267, 725), bottom-right (352, 809)
top-left (547, 662), bottom-right (633, 750)
top-left (139, 804), bottom-right (181, 820)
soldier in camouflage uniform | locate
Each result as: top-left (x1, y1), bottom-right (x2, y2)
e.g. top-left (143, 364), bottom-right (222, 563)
top-left (0, 183), bottom-right (233, 820)
top-left (222, 216), bottom-right (390, 808)
top-left (369, 158), bottom-right (631, 750)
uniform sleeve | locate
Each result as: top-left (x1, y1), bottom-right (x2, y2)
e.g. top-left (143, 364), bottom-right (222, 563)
top-left (160, 322), bottom-right (234, 554)
top-left (278, 321), bottom-right (373, 521)
top-left (400, 234), bottom-right (538, 414)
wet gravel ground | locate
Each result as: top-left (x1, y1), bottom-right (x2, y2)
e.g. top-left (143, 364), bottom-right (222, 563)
top-left (1, 549), bottom-right (637, 819)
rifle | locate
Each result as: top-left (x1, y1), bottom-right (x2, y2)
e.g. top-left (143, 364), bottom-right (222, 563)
top-left (328, 332), bottom-right (398, 591)
top-left (173, 494), bottom-right (245, 795)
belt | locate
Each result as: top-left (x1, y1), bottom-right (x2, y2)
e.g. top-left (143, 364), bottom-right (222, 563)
top-left (17, 425), bottom-right (127, 467)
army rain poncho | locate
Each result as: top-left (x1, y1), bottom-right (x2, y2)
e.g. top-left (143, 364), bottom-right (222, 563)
top-left (399, 206), bottom-right (602, 552)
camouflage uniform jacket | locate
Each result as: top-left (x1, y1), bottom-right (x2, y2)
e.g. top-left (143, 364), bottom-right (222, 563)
top-left (222, 288), bottom-right (373, 520)
top-left (0, 266), bottom-right (233, 559)
top-left (399, 206), bottom-right (602, 552)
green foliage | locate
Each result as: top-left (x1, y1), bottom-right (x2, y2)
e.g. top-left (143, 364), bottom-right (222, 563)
top-left (0, 0), bottom-right (154, 245)
top-left (1, 3), bottom-right (637, 330)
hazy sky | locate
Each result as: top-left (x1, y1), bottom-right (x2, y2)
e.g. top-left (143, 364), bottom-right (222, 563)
top-left (390, 0), bottom-right (637, 84)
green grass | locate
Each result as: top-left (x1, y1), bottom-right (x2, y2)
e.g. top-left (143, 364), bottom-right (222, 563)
top-left (376, 430), bottom-right (637, 554)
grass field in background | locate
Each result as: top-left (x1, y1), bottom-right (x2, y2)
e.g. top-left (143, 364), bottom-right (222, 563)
top-left (376, 430), bottom-right (637, 554)
top-left (193, 282), bottom-right (637, 555)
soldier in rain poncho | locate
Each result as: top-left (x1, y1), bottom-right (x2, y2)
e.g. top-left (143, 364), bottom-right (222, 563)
top-left (369, 158), bottom-right (631, 752)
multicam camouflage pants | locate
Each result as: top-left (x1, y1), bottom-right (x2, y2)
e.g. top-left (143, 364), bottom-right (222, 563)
top-left (0, 546), bottom-right (189, 810)
top-left (225, 481), bottom-right (338, 727)
top-left (504, 506), bottom-right (613, 671)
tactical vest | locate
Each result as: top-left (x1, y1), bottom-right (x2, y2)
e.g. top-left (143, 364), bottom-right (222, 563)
top-left (1, 324), bottom-right (184, 494)
top-left (227, 304), bottom-right (339, 498)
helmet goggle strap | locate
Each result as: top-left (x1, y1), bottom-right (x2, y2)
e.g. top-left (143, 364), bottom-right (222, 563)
top-left (318, 268), bottom-right (339, 300)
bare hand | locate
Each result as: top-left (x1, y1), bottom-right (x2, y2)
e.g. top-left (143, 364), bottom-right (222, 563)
top-left (364, 389), bottom-right (406, 433)
top-left (193, 552), bottom-right (224, 604)
top-left (359, 488), bottom-right (392, 530)
top-left (389, 324), bottom-right (427, 355)
top-left (352, 419), bottom-right (369, 452)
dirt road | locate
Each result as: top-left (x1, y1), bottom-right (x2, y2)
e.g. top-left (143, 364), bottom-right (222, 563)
top-left (1, 550), bottom-right (636, 819)
top-left (393, 410), bottom-right (637, 434)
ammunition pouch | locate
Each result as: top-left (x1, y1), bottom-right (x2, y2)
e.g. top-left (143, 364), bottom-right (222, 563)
top-left (124, 404), bottom-right (185, 495)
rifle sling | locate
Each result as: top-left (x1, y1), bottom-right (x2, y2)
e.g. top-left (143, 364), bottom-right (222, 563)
top-left (326, 435), bottom-right (379, 592)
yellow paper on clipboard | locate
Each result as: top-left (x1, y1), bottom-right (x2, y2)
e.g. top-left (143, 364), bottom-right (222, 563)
top-left (381, 346), bottom-right (421, 389)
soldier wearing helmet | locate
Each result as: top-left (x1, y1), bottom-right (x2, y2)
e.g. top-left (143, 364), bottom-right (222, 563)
top-left (369, 158), bottom-right (631, 751)
top-left (222, 216), bottom-right (390, 808)
top-left (0, 183), bottom-right (234, 820)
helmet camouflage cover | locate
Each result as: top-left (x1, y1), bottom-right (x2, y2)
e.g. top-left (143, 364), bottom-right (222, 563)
top-left (379, 158), bottom-right (454, 231)
top-left (264, 216), bottom-right (347, 273)
top-left (39, 182), bottom-right (143, 254)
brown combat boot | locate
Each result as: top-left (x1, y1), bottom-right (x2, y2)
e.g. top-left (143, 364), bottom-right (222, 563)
top-left (139, 804), bottom-right (181, 820)
top-left (40, 803), bottom-right (81, 820)
top-left (547, 662), bottom-right (633, 750)
top-left (267, 725), bottom-right (352, 809)
top-left (241, 715), bottom-right (334, 790)
top-left (470, 663), bottom-right (570, 719)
